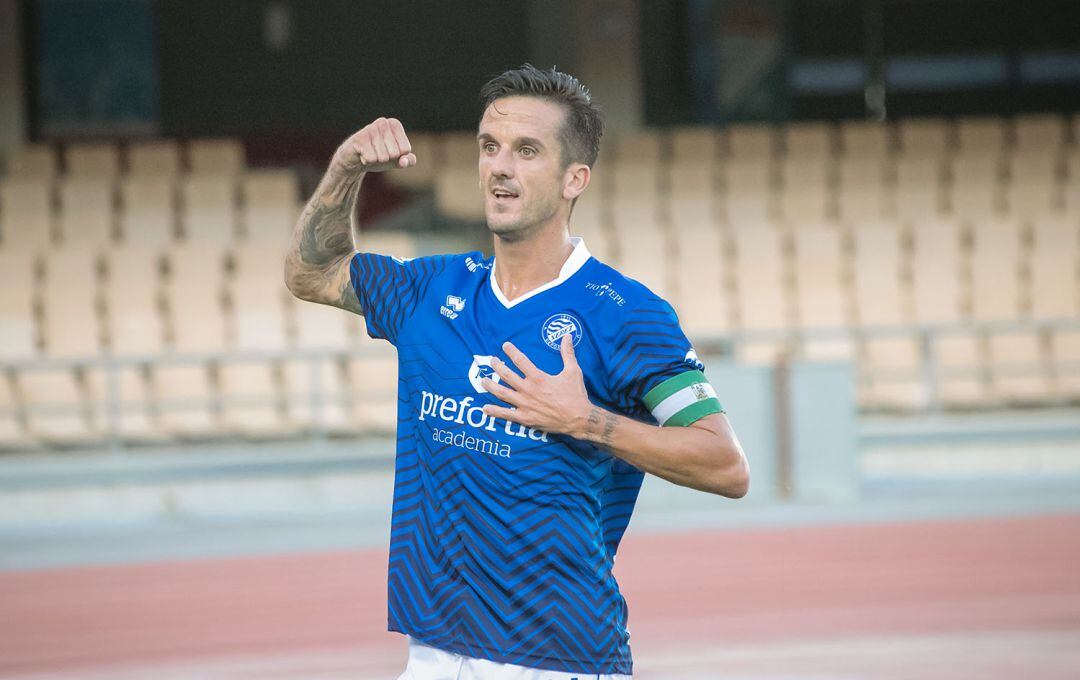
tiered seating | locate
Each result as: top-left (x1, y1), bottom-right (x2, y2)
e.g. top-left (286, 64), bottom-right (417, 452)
top-left (0, 113), bottom-right (1077, 449)
top-left (561, 113), bottom-right (1079, 411)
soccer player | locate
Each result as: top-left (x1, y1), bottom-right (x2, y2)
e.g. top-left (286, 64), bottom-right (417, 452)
top-left (284, 64), bottom-right (749, 680)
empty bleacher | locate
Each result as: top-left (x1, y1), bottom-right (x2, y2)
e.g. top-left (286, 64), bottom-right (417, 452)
top-left (0, 114), bottom-right (1078, 449)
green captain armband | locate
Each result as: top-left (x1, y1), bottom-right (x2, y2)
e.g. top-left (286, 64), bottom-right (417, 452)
top-left (643, 370), bottom-right (724, 427)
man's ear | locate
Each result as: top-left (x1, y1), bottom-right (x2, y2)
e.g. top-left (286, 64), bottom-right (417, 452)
top-left (562, 163), bottom-right (591, 201)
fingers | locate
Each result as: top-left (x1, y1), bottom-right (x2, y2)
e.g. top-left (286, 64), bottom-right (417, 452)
top-left (490, 356), bottom-right (526, 390)
top-left (376, 118), bottom-right (401, 159)
top-left (482, 403), bottom-right (521, 422)
top-left (388, 118), bottom-right (412, 157)
top-left (398, 153), bottom-right (417, 168)
top-left (559, 334), bottom-right (579, 372)
top-left (369, 119), bottom-right (392, 164)
top-left (481, 377), bottom-right (520, 406)
top-left (503, 341), bottom-right (541, 377)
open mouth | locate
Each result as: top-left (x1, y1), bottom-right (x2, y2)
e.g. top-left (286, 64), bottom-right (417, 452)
top-left (491, 188), bottom-right (519, 202)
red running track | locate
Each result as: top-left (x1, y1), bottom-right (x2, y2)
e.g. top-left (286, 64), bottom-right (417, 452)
top-left (2, 514), bottom-right (1079, 677)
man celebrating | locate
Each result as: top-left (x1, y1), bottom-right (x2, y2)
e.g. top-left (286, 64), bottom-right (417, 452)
top-left (285, 64), bottom-right (749, 680)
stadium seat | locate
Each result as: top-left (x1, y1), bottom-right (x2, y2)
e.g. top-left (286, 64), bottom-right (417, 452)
top-left (613, 130), bottom-right (664, 164)
top-left (897, 117), bottom-right (951, 156)
top-left (157, 244), bottom-right (228, 438)
top-left (611, 194), bottom-right (662, 235)
top-left (241, 169), bottom-right (299, 244)
top-left (950, 155), bottom-right (1004, 219)
top-left (92, 246), bottom-right (169, 443)
top-left (18, 249), bottom-right (103, 445)
top-left (220, 243), bottom-right (295, 438)
top-left (672, 220), bottom-right (729, 339)
top-left (64, 142), bottom-right (120, 178)
top-left (667, 160), bottom-right (717, 204)
top-left (722, 157), bottom-right (773, 193)
top-left (0, 372), bottom-right (33, 450)
top-left (57, 177), bottom-right (116, 248)
top-left (1050, 329), bottom-right (1080, 399)
top-left (988, 329), bottom-right (1050, 403)
top-left (852, 222), bottom-right (908, 327)
top-left (188, 138), bottom-right (245, 175)
top-left (615, 214), bottom-right (672, 298)
top-left (969, 218), bottom-right (1023, 322)
top-left (435, 166), bottom-right (484, 221)
top-left (668, 192), bottom-right (714, 237)
top-left (1030, 217), bottom-right (1080, 320)
top-left (839, 120), bottom-right (891, 159)
top-left (721, 162), bottom-right (773, 228)
top-left (1007, 153), bottom-right (1062, 218)
top-left (4, 144), bottom-right (57, 179)
top-left (910, 220), bottom-right (963, 324)
top-left (933, 331), bottom-right (990, 408)
top-left (347, 328), bottom-right (398, 434)
top-left (731, 223), bottom-right (791, 362)
top-left (1013, 114), bottom-right (1067, 152)
top-left (285, 298), bottom-right (352, 434)
top-left (611, 163), bottom-right (661, 203)
top-left (0, 251), bottom-right (37, 361)
top-left (570, 193), bottom-right (614, 264)
top-left (725, 124), bottom-right (777, 160)
top-left (955, 117), bottom-right (1007, 156)
top-left (792, 223), bottom-right (853, 359)
top-left (894, 156), bottom-right (946, 221)
top-left (127, 140), bottom-right (182, 177)
top-left (1064, 153), bottom-right (1080, 217)
top-left (0, 178), bottom-right (54, 251)
top-left (181, 174), bottom-right (239, 245)
top-left (439, 131), bottom-right (478, 167)
top-left (859, 334), bottom-right (926, 410)
top-left (119, 175), bottom-right (177, 248)
top-left (356, 230), bottom-right (419, 258)
top-left (384, 131), bottom-right (438, 190)
top-left (784, 122), bottom-right (835, 159)
top-left (837, 157), bottom-right (890, 224)
top-left (670, 127), bottom-right (720, 164)
top-left (779, 156), bottom-right (833, 224)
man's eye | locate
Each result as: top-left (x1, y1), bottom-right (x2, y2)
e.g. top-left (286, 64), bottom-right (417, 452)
top-left (483, 142), bottom-right (497, 153)
top-left (520, 146), bottom-right (536, 157)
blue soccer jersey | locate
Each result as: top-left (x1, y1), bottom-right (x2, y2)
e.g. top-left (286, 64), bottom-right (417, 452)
top-left (349, 238), bottom-right (722, 675)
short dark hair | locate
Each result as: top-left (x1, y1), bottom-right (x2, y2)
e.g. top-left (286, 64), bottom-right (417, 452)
top-left (479, 64), bottom-right (604, 168)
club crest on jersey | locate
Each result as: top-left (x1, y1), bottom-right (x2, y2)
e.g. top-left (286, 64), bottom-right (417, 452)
top-left (441, 294), bottom-right (466, 319)
top-left (468, 355), bottom-right (502, 393)
top-left (540, 313), bottom-right (583, 351)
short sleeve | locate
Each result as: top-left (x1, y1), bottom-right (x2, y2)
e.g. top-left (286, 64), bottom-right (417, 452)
top-left (349, 252), bottom-right (449, 345)
top-left (606, 295), bottom-right (723, 426)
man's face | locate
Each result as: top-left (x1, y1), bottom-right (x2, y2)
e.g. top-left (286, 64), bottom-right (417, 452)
top-left (477, 96), bottom-right (569, 240)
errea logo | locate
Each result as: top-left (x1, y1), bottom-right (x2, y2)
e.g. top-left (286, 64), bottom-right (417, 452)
top-left (465, 257), bottom-right (491, 273)
top-left (441, 295), bottom-right (466, 320)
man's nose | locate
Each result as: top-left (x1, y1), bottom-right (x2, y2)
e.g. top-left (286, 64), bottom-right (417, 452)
top-left (490, 147), bottom-right (514, 178)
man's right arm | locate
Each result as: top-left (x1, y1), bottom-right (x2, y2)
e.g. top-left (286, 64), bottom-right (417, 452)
top-left (283, 117), bottom-right (416, 313)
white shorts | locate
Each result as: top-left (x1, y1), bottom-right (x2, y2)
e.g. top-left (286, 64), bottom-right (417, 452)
top-left (397, 636), bottom-right (633, 680)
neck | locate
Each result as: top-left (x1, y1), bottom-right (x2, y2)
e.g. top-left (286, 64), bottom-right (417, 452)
top-left (492, 222), bottom-right (574, 302)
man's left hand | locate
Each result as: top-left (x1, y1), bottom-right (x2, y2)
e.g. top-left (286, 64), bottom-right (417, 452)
top-left (481, 335), bottom-right (590, 436)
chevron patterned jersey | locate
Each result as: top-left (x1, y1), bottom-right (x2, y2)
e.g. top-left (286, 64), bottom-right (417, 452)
top-left (348, 238), bottom-right (721, 675)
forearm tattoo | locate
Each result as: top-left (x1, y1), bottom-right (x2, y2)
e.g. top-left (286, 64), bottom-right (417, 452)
top-left (285, 168), bottom-right (363, 313)
top-left (586, 407), bottom-right (619, 447)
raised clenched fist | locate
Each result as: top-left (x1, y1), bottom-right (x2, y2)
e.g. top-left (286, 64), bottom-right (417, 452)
top-left (332, 117), bottom-right (417, 174)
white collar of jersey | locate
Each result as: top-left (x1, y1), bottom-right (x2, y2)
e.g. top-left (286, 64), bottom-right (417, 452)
top-left (489, 237), bottom-right (591, 309)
